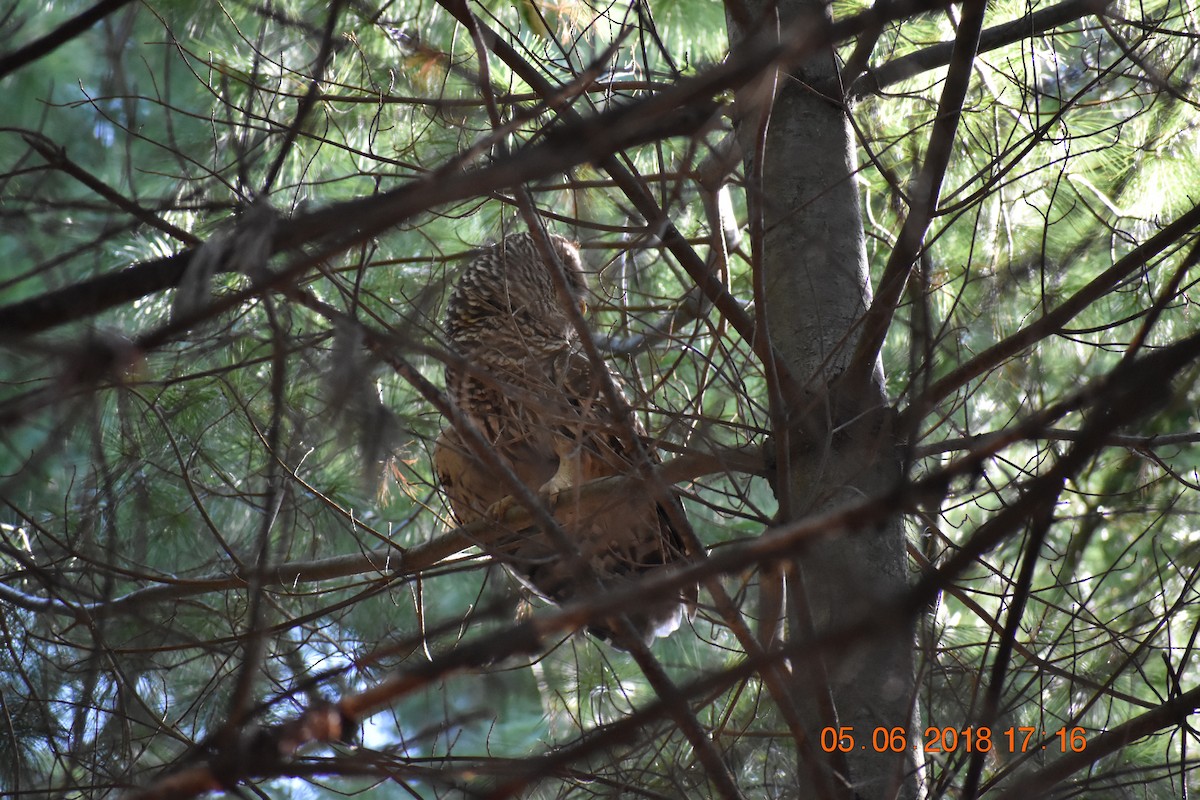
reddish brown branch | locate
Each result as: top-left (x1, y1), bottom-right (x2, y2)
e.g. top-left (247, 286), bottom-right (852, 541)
top-left (0, 0), bottom-right (138, 79)
top-left (992, 683), bottom-right (1200, 799)
top-left (902, 199), bottom-right (1200, 429)
top-left (119, 328), bottom-right (1200, 800)
top-left (849, 0), bottom-right (1112, 99)
top-left (847, 0), bottom-right (987, 391)
top-left (20, 133), bottom-right (199, 245)
top-left (0, 0), bottom-right (956, 348)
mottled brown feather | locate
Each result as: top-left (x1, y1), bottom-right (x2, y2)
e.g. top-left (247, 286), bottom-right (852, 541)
top-left (434, 232), bottom-right (696, 647)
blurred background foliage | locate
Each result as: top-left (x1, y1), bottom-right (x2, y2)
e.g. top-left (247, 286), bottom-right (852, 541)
top-left (2, 0), bottom-right (1200, 797)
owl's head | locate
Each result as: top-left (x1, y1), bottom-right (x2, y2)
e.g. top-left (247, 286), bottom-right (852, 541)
top-left (446, 232), bottom-right (589, 348)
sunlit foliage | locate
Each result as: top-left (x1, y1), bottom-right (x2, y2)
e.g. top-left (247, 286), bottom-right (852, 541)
top-left (2, 0), bottom-right (1199, 797)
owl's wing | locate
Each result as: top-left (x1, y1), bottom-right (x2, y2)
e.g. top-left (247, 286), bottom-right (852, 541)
top-left (433, 424), bottom-right (554, 527)
top-left (550, 345), bottom-right (695, 568)
top-left (434, 348), bottom-right (697, 648)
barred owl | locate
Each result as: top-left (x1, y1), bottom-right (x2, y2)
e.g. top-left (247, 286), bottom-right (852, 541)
top-left (433, 232), bottom-right (696, 648)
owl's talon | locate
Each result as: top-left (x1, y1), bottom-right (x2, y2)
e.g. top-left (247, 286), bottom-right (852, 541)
top-left (538, 472), bottom-right (575, 499)
top-left (540, 439), bottom-right (582, 499)
top-left (486, 495), bottom-right (516, 519)
top-left (486, 489), bottom-right (561, 521)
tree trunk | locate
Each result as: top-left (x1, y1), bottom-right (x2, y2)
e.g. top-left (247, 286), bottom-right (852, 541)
top-left (729, 3), bottom-right (920, 798)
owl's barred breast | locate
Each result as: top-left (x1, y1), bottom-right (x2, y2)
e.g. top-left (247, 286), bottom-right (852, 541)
top-left (435, 232), bottom-right (697, 649)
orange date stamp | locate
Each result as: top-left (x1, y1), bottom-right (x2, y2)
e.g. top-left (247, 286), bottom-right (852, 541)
top-left (820, 726), bottom-right (1090, 754)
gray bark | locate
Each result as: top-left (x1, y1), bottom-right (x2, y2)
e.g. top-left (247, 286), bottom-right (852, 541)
top-left (728, 3), bottom-right (921, 798)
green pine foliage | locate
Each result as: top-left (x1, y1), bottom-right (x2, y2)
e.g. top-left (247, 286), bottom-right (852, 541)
top-left (2, 0), bottom-right (1200, 797)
